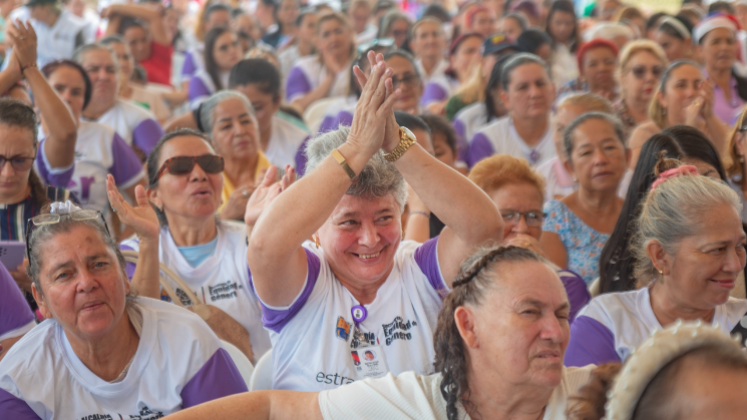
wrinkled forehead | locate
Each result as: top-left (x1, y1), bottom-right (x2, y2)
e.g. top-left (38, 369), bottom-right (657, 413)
top-left (487, 260), bottom-right (568, 305)
top-left (330, 194), bottom-right (400, 219)
top-left (38, 224), bottom-right (117, 272)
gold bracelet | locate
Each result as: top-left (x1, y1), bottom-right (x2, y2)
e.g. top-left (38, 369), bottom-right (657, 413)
top-left (331, 148), bottom-right (357, 181)
top-left (384, 127), bottom-right (416, 162)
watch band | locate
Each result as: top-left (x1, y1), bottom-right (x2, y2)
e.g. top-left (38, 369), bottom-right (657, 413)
top-left (384, 127), bottom-right (416, 162)
top-left (331, 148), bottom-right (357, 181)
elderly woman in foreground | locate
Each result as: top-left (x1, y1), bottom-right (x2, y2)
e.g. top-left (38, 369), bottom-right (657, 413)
top-left (0, 200), bottom-right (246, 418)
top-left (246, 51), bottom-right (502, 391)
top-left (162, 246), bottom-right (593, 420)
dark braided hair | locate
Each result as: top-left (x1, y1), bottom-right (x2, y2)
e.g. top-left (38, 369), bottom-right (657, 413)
top-left (433, 245), bottom-right (553, 420)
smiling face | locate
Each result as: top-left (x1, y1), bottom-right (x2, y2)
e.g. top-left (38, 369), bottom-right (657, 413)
top-left (700, 27), bottom-right (738, 73)
top-left (147, 135), bottom-right (223, 222)
top-left (80, 49), bottom-right (118, 105)
top-left (566, 118), bottom-right (627, 192)
top-left (654, 202), bottom-right (746, 310)
top-left (33, 225), bottom-right (129, 341)
top-left (317, 194), bottom-right (402, 291)
top-left (501, 62), bottom-right (555, 120)
top-left (465, 260), bottom-right (570, 390)
top-left (621, 50), bottom-right (663, 104)
top-left (213, 31), bottom-right (242, 71)
top-left (387, 55), bottom-right (422, 111)
top-left (47, 65), bottom-right (87, 121)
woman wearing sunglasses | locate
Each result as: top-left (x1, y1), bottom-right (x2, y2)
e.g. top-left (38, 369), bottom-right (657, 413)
top-left (244, 51), bottom-right (502, 391)
top-left (120, 129), bottom-right (279, 363)
top-left (613, 40), bottom-right (668, 139)
top-left (0, 199), bottom-right (248, 419)
top-left (188, 27), bottom-right (244, 110)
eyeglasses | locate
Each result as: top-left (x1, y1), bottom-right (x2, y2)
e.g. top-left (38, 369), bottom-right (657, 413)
top-left (391, 74), bottom-right (420, 89)
top-left (738, 123), bottom-right (747, 133)
top-left (25, 210), bottom-right (109, 263)
top-left (153, 154), bottom-right (225, 183)
top-left (631, 65), bottom-right (664, 80)
top-left (0, 154), bottom-right (36, 172)
top-left (499, 210), bottom-right (546, 227)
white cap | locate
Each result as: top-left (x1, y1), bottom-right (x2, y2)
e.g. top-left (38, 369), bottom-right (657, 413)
top-left (693, 15), bottom-right (737, 44)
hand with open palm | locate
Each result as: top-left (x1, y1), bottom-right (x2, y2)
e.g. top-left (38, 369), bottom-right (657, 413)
top-left (106, 175), bottom-right (160, 241)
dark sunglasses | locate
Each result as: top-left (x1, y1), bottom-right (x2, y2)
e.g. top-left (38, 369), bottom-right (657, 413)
top-left (153, 154), bottom-right (225, 183)
top-left (0, 154), bottom-right (36, 172)
top-left (631, 65), bottom-right (664, 80)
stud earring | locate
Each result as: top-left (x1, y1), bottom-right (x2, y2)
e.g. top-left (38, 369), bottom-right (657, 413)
top-left (314, 236), bottom-right (320, 249)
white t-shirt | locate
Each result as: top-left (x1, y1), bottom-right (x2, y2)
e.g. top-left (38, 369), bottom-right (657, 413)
top-left (265, 112), bottom-right (311, 170)
top-left (66, 121), bottom-right (145, 215)
top-left (121, 221), bottom-right (272, 362)
top-left (0, 297), bottom-right (247, 419)
top-left (259, 238), bottom-right (448, 392)
top-left (415, 58), bottom-right (449, 84)
top-left (83, 98), bottom-right (164, 157)
top-left (319, 367), bottom-right (594, 420)
top-left (551, 43), bottom-right (579, 90)
top-left (285, 55), bottom-right (351, 102)
top-left (565, 287), bottom-right (747, 367)
top-left (469, 116), bottom-right (556, 168)
top-left (8, 8), bottom-right (86, 68)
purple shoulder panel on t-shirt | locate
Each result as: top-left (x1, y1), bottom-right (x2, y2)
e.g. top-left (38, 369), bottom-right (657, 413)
top-left (260, 248), bottom-right (321, 333)
top-left (35, 140), bottom-right (74, 188)
top-left (180, 348), bottom-right (248, 408)
top-left (132, 119), bottom-right (165, 156)
top-left (0, 388), bottom-right (40, 420)
top-left (0, 264), bottom-right (34, 337)
top-left (557, 269), bottom-right (591, 325)
top-left (564, 315), bottom-right (620, 367)
top-left (421, 82), bottom-right (447, 106)
top-left (414, 236), bottom-right (446, 292)
top-left (285, 66), bottom-right (312, 101)
top-left (452, 118), bottom-right (469, 165)
top-left (294, 136), bottom-right (311, 177)
top-left (109, 133), bottom-right (144, 186)
top-left (318, 115), bottom-right (337, 133)
top-left (182, 51), bottom-right (196, 77)
top-left (120, 243), bottom-right (137, 280)
top-left (188, 77), bottom-right (212, 102)
top-left (467, 133), bottom-right (495, 168)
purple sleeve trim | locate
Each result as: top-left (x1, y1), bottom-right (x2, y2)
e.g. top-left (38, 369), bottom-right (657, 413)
top-left (132, 119), bottom-right (164, 157)
top-left (318, 115), bottom-right (338, 133)
top-left (414, 236), bottom-right (446, 292)
top-left (452, 118), bottom-right (469, 165)
top-left (120, 243), bottom-right (137, 280)
top-left (467, 133), bottom-right (494, 168)
top-left (260, 248), bottom-right (321, 333)
top-left (421, 82), bottom-right (447, 106)
top-left (564, 315), bottom-right (620, 367)
top-left (557, 269), bottom-right (591, 325)
top-left (294, 136), bottom-right (311, 176)
top-left (0, 388), bottom-right (40, 419)
top-left (180, 348), bottom-right (248, 408)
top-left (188, 77), bottom-right (212, 103)
top-left (336, 111), bottom-right (353, 128)
top-left (182, 51), bottom-right (196, 77)
top-left (35, 140), bottom-right (74, 188)
top-left (285, 66), bottom-right (312, 102)
top-left (0, 264), bottom-right (34, 337)
top-left (109, 133), bottom-right (144, 187)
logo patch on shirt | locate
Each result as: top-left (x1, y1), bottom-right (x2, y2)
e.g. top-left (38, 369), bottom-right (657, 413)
top-left (209, 280), bottom-right (242, 302)
top-left (382, 316), bottom-right (417, 346)
top-left (78, 405), bottom-right (164, 420)
top-left (336, 316), bottom-right (351, 341)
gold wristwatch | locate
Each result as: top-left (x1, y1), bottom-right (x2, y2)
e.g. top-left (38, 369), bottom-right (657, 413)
top-left (384, 127), bottom-right (416, 162)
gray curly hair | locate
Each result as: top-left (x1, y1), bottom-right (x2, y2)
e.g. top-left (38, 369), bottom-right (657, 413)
top-left (304, 127), bottom-right (408, 210)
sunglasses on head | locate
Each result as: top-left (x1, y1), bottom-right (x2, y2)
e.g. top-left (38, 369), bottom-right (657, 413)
top-left (631, 65), bottom-right (664, 80)
top-left (153, 154), bottom-right (225, 183)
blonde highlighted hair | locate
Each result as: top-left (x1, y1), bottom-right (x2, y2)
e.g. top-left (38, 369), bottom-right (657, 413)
top-left (468, 154), bottom-right (546, 199)
top-left (725, 105), bottom-right (747, 184)
top-left (617, 40), bottom-right (668, 100)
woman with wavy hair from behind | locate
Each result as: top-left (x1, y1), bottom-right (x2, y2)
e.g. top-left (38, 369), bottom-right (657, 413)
top-left (156, 246), bottom-right (593, 420)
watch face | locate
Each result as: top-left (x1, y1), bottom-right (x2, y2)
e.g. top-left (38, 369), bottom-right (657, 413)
top-left (400, 126), bottom-right (415, 141)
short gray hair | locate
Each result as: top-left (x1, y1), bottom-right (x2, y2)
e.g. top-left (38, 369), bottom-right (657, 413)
top-left (500, 53), bottom-right (550, 91)
top-left (563, 111), bottom-right (626, 163)
top-left (73, 43), bottom-right (120, 73)
top-left (199, 90), bottom-right (257, 137)
top-left (631, 174), bottom-right (742, 286)
top-left (304, 127), bottom-right (408, 210)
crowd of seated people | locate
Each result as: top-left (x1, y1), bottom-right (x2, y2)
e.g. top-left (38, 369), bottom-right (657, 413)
top-left (4, 0), bottom-right (747, 419)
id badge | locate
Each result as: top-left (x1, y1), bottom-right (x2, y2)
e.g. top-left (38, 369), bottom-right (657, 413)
top-left (350, 345), bottom-right (389, 379)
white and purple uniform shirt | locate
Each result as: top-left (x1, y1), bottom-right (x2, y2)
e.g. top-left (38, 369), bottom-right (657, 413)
top-left (259, 238), bottom-right (448, 392)
top-left (84, 99), bottom-right (164, 157)
top-left (64, 121), bottom-right (144, 214)
top-left (415, 58), bottom-right (449, 84)
top-left (121, 221), bottom-right (272, 362)
top-left (0, 264), bottom-right (34, 345)
top-left (452, 101), bottom-right (495, 167)
top-left (188, 70), bottom-right (230, 110)
top-left (0, 297), bottom-right (247, 420)
top-left (7, 8), bottom-right (87, 68)
top-left (266, 112), bottom-right (311, 172)
top-left (181, 45), bottom-right (204, 83)
top-left (285, 55), bottom-right (351, 102)
top-left (565, 287), bottom-right (747, 367)
top-left (421, 74), bottom-right (459, 107)
top-left (33, 140), bottom-right (75, 189)
top-left (469, 116), bottom-right (556, 168)
top-left (315, 96), bottom-right (357, 134)
top-left (557, 269), bottom-right (591, 325)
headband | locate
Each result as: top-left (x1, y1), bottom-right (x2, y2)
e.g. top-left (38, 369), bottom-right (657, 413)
top-left (658, 16), bottom-right (691, 40)
top-left (650, 165), bottom-right (698, 191)
top-left (604, 320), bottom-right (744, 420)
top-left (693, 15), bottom-right (737, 44)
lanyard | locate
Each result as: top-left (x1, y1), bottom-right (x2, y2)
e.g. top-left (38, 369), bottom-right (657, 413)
top-left (350, 305), bottom-right (369, 349)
